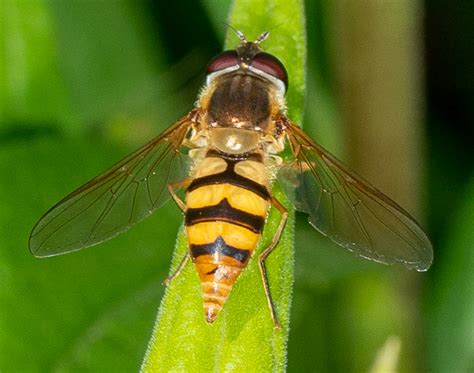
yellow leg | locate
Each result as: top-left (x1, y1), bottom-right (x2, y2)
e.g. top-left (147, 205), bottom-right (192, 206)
top-left (258, 196), bottom-right (288, 329)
top-left (167, 179), bottom-right (191, 212)
top-left (163, 252), bottom-right (190, 286)
top-left (164, 178), bottom-right (191, 286)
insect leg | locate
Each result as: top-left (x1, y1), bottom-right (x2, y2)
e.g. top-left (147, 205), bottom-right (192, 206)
top-left (167, 179), bottom-right (191, 212)
top-left (163, 178), bottom-right (192, 286)
top-left (163, 252), bottom-right (190, 286)
top-left (258, 196), bottom-right (288, 329)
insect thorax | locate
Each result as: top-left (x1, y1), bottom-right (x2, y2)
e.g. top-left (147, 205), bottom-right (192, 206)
top-left (207, 74), bottom-right (271, 130)
top-left (192, 72), bottom-right (286, 157)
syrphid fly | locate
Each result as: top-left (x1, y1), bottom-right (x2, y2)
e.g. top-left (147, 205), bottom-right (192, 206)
top-left (29, 31), bottom-right (433, 328)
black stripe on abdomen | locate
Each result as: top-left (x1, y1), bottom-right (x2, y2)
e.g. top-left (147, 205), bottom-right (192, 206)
top-left (190, 236), bottom-right (251, 264)
top-left (185, 198), bottom-right (264, 233)
top-left (187, 159), bottom-right (270, 200)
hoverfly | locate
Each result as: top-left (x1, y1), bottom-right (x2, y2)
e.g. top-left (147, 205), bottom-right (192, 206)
top-left (29, 31), bottom-right (433, 328)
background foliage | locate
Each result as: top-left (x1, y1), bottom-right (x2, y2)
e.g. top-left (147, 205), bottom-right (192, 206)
top-left (0, 0), bottom-right (473, 371)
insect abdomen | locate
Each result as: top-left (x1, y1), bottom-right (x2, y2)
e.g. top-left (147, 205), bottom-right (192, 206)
top-left (185, 156), bottom-right (270, 323)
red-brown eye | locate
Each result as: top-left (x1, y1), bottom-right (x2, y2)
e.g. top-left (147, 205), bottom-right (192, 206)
top-left (251, 52), bottom-right (288, 89)
top-left (206, 50), bottom-right (239, 74)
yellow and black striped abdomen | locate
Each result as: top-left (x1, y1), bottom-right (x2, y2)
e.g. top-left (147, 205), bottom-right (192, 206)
top-left (185, 156), bottom-right (270, 323)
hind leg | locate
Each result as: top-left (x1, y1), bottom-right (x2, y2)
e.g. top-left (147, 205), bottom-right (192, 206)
top-left (258, 196), bottom-right (288, 329)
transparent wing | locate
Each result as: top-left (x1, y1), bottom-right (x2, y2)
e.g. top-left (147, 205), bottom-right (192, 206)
top-left (29, 116), bottom-right (192, 257)
top-left (279, 122), bottom-right (433, 271)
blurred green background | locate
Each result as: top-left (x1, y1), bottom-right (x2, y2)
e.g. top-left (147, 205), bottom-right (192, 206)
top-left (1, 0), bottom-right (473, 372)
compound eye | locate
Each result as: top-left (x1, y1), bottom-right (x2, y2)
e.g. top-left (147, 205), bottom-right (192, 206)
top-left (251, 52), bottom-right (288, 89)
top-left (207, 50), bottom-right (239, 74)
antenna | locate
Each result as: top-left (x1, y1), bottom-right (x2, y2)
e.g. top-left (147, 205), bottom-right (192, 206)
top-left (255, 31), bottom-right (270, 44)
top-left (224, 23), bottom-right (248, 43)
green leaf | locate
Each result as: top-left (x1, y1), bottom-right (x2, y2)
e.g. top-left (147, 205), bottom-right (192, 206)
top-left (427, 175), bottom-right (474, 373)
top-left (0, 139), bottom-right (181, 371)
top-left (142, 0), bottom-right (306, 371)
top-left (0, 2), bottom-right (182, 370)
